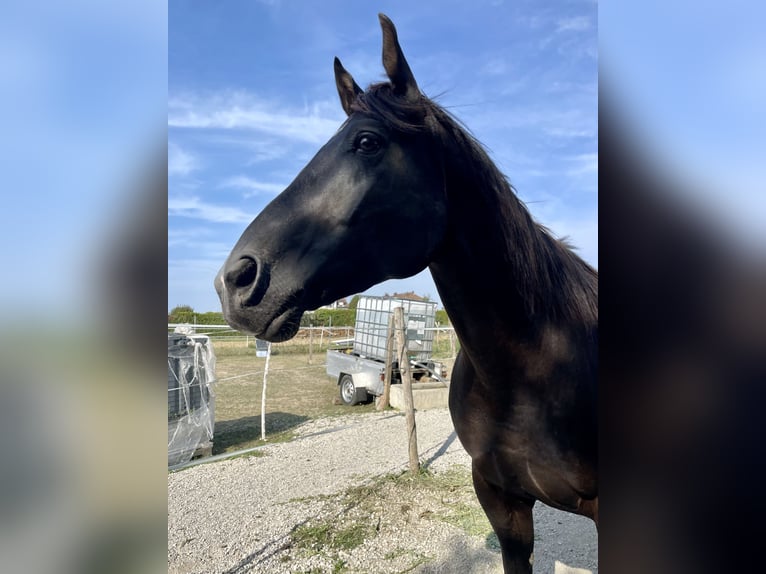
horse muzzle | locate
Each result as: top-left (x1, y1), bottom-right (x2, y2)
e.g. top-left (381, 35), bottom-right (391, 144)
top-left (215, 255), bottom-right (303, 342)
top-left (221, 255), bottom-right (269, 307)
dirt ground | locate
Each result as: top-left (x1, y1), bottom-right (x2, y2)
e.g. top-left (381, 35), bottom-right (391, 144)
top-left (170, 341), bottom-right (597, 573)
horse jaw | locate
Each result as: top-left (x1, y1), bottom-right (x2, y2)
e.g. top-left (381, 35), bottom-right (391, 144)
top-left (219, 301), bottom-right (304, 342)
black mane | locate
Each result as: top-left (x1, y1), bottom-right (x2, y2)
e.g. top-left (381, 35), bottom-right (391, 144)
top-left (352, 83), bottom-right (597, 324)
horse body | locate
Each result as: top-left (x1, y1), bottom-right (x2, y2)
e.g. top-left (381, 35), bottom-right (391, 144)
top-left (431, 239), bottom-right (598, 515)
top-left (216, 14), bottom-right (597, 573)
top-left (425, 138), bottom-right (598, 571)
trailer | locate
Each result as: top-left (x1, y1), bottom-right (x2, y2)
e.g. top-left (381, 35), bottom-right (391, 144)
top-left (326, 296), bottom-right (447, 405)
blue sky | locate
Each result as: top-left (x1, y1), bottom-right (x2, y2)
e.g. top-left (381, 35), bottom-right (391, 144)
top-left (0, 2), bottom-right (166, 321)
top-left (601, 1), bottom-right (766, 254)
top-left (169, 0), bottom-right (598, 313)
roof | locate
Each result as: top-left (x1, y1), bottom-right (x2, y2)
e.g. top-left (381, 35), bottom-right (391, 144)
top-left (387, 291), bottom-right (429, 302)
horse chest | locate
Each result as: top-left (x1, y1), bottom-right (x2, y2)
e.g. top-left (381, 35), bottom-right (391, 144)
top-left (449, 367), bottom-right (546, 459)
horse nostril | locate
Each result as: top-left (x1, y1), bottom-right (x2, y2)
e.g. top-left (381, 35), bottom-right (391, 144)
top-left (226, 256), bottom-right (258, 289)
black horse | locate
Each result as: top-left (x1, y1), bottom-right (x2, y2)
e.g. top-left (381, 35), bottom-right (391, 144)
top-left (216, 14), bottom-right (597, 573)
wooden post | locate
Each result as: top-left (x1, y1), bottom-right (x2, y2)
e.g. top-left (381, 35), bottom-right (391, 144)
top-left (376, 314), bottom-right (395, 410)
top-left (309, 325), bottom-right (313, 365)
top-left (393, 306), bottom-right (419, 474)
top-left (449, 329), bottom-right (456, 358)
top-left (260, 342), bottom-right (272, 441)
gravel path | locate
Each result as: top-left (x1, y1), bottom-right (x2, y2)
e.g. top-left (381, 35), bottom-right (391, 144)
top-left (168, 408), bottom-right (597, 573)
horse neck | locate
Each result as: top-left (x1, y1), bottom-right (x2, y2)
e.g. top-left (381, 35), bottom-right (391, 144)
top-left (428, 147), bottom-right (593, 369)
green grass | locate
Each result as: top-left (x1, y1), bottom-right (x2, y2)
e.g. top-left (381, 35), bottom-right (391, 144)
top-left (383, 548), bottom-right (432, 573)
top-left (289, 518), bottom-right (371, 574)
top-left (208, 341), bottom-right (456, 456)
top-left (383, 467), bottom-right (495, 537)
top-left (209, 349), bottom-right (378, 455)
top-left (292, 521), bottom-right (370, 552)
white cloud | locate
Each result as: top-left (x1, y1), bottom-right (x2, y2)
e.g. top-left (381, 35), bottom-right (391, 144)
top-left (543, 126), bottom-right (597, 139)
top-left (479, 58), bottom-right (509, 77)
top-left (219, 175), bottom-right (285, 197)
top-left (556, 17), bottom-right (592, 33)
top-left (168, 196), bottom-right (255, 224)
top-left (565, 153), bottom-right (598, 176)
top-left (168, 142), bottom-right (198, 176)
top-left (202, 135), bottom-right (291, 163)
top-left (168, 90), bottom-right (344, 144)
top-left (168, 227), bottom-right (214, 246)
top-left (470, 105), bottom-right (596, 143)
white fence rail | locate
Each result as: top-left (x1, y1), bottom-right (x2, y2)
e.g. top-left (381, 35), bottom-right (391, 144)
top-left (167, 324), bottom-right (458, 359)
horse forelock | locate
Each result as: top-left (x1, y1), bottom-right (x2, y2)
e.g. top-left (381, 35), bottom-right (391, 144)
top-left (350, 83), bottom-right (427, 132)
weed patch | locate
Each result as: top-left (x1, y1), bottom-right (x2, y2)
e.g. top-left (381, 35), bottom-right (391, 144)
top-left (280, 465), bottom-right (495, 571)
top-left (375, 466), bottom-right (499, 548)
top-left (293, 520), bottom-right (370, 553)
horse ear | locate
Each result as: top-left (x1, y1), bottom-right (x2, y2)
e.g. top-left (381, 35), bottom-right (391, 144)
top-left (379, 13), bottom-right (419, 101)
top-left (334, 57), bottom-right (363, 116)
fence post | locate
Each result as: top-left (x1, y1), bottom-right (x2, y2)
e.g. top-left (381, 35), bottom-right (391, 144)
top-left (393, 306), bottom-right (419, 474)
top-left (309, 325), bottom-right (313, 365)
top-left (377, 314), bottom-right (395, 411)
top-left (260, 342), bottom-right (272, 441)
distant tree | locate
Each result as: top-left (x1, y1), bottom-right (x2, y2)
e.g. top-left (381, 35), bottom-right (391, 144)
top-left (170, 304), bottom-right (194, 315)
top-left (169, 305), bottom-right (195, 323)
top-left (348, 295), bottom-right (361, 310)
top-left (313, 308), bottom-right (356, 327)
top-left (300, 312), bottom-right (315, 327)
top-left (196, 311), bottom-right (226, 324)
top-left (435, 309), bottom-right (451, 326)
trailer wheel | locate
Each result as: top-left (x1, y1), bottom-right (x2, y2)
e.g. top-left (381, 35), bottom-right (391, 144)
top-left (339, 374), bottom-right (361, 406)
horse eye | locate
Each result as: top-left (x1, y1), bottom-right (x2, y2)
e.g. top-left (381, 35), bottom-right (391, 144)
top-left (355, 133), bottom-right (382, 154)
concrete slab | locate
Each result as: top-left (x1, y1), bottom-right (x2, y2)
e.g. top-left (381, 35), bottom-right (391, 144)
top-left (389, 381), bottom-right (450, 410)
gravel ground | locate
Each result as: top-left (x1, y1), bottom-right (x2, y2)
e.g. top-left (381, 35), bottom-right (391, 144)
top-left (168, 408), bottom-right (597, 573)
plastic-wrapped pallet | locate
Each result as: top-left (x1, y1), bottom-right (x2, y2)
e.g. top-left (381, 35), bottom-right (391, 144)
top-left (168, 333), bottom-right (216, 467)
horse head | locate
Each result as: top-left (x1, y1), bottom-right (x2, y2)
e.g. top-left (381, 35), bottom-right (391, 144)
top-left (216, 15), bottom-right (447, 341)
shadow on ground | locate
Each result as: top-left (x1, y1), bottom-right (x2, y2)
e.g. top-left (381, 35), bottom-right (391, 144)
top-left (418, 534), bottom-right (500, 573)
top-left (213, 412), bottom-right (309, 454)
top-left (485, 531), bottom-right (501, 551)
